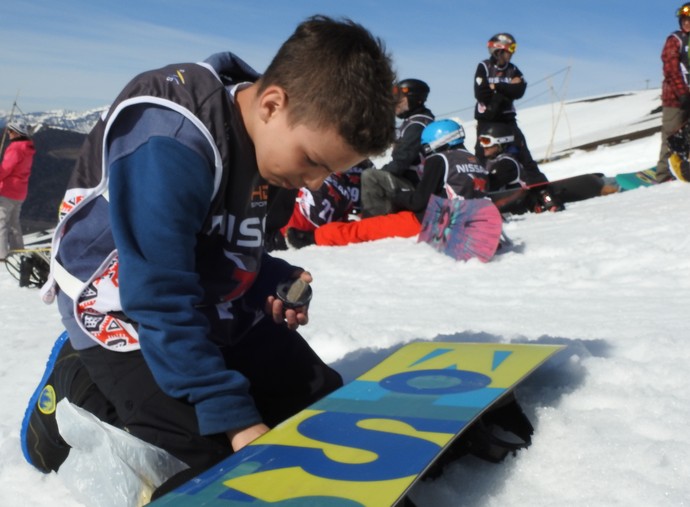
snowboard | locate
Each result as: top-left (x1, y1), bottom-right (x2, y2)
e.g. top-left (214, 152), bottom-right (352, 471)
top-left (4, 229), bottom-right (53, 288)
top-left (151, 341), bottom-right (563, 507)
top-left (489, 172), bottom-right (606, 214)
top-left (614, 167), bottom-right (658, 191)
top-left (417, 197), bottom-right (503, 263)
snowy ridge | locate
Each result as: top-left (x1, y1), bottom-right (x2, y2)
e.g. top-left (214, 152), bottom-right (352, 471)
top-left (1, 90), bottom-right (688, 507)
top-left (2, 88), bottom-right (661, 148)
top-left (0, 107), bottom-right (106, 134)
top-left (460, 88), bottom-right (662, 163)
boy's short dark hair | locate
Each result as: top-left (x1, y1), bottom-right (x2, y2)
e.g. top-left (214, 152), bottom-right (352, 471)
top-left (258, 15), bottom-right (397, 156)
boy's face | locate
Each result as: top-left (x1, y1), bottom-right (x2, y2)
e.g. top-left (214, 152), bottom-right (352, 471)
top-left (249, 86), bottom-right (363, 191)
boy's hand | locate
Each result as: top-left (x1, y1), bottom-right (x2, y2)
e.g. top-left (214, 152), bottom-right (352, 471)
top-left (266, 270), bottom-right (313, 330)
top-left (227, 423), bottom-right (270, 451)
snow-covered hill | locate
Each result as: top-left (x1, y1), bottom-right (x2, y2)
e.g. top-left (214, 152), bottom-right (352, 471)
top-left (2, 89), bottom-right (689, 507)
top-left (510, 88), bottom-right (661, 162)
top-left (0, 107), bottom-right (106, 134)
top-left (376, 88), bottom-right (662, 180)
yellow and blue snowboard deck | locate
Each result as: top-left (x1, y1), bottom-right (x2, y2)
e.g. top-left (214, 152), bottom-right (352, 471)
top-left (151, 342), bottom-right (562, 507)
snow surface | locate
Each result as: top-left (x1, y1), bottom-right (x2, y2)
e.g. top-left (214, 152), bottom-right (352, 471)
top-left (2, 89), bottom-right (690, 506)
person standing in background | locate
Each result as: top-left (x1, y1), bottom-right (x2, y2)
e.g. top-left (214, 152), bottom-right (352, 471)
top-left (473, 33), bottom-right (544, 184)
top-left (0, 122), bottom-right (35, 261)
top-left (656, 3), bottom-right (690, 183)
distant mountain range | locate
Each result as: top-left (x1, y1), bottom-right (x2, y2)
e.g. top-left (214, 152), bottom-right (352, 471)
top-left (0, 107), bottom-right (105, 135)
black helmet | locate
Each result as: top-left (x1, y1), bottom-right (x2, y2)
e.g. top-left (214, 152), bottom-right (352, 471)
top-left (395, 78), bottom-right (430, 106)
top-left (678, 3), bottom-right (690, 26)
top-left (478, 123), bottom-right (515, 150)
top-left (487, 33), bottom-right (517, 57)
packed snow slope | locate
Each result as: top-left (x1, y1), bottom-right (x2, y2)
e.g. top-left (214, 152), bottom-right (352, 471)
top-left (2, 89), bottom-right (689, 506)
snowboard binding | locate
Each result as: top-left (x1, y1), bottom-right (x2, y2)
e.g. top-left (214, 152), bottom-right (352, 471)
top-left (532, 188), bottom-right (565, 213)
top-left (667, 122), bottom-right (690, 182)
top-left (668, 121), bottom-right (690, 160)
top-left (422, 391), bottom-right (534, 480)
top-left (5, 248), bottom-right (51, 288)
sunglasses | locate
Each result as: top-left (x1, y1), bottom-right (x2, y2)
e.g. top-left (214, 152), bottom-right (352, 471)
top-left (393, 85), bottom-right (411, 96)
top-left (679, 5), bottom-right (690, 16)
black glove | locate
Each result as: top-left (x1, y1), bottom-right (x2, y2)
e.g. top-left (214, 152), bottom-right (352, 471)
top-left (680, 94), bottom-right (690, 120)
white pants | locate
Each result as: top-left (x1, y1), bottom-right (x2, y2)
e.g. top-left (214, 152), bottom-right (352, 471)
top-left (0, 196), bottom-right (24, 259)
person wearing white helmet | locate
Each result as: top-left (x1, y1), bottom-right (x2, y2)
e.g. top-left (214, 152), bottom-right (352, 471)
top-left (656, 3), bottom-right (690, 183)
top-left (0, 121), bottom-right (35, 260)
top-left (479, 122), bottom-right (563, 213)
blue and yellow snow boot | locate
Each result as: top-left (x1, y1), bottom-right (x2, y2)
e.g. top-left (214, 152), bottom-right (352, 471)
top-left (20, 331), bottom-right (112, 473)
top-left (21, 332), bottom-right (74, 472)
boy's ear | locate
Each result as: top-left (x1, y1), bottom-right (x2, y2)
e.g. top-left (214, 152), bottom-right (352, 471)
top-left (257, 85), bottom-right (288, 122)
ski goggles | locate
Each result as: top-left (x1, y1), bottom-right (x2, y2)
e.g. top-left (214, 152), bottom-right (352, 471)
top-left (422, 128), bottom-right (465, 155)
top-left (393, 84), bottom-right (415, 100)
top-left (679, 5), bottom-right (690, 17)
top-left (478, 134), bottom-right (514, 148)
top-left (488, 41), bottom-right (517, 54)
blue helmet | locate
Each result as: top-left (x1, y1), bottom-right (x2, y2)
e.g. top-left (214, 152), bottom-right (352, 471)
top-left (421, 119), bottom-right (465, 155)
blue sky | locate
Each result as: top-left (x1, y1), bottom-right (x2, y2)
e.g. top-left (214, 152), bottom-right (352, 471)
top-left (0, 1), bottom-right (679, 121)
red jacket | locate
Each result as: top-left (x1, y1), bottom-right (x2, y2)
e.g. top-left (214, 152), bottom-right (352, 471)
top-left (661, 31), bottom-right (690, 108)
top-left (0, 138), bottom-right (35, 200)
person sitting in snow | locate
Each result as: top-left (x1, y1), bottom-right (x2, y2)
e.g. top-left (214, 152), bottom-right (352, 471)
top-left (480, 122), bottom-right (564, 212)
top-left (287, 119), bottom-right (491, 249)
top-left (265, 159), bottom-right (372, 251)
top-left (20, 15), bottom-right (397, 496)
top-left (359, 78), bottom-right (435, 217)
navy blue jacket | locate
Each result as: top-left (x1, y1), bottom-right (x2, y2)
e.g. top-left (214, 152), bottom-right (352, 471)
top-left (50, 53), bottom-right (296, 436)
